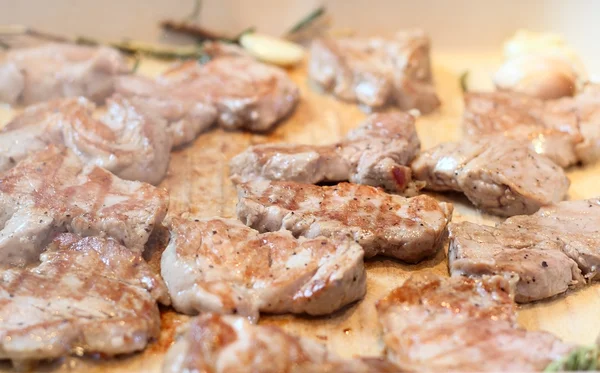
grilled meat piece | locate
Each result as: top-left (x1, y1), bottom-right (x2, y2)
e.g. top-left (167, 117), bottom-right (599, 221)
top-left (115, 44), bottom-right (299, 145)
top-left (411, 137), bottom-right (569, 216)
top-left (0, 145), bottom-right (168, 266)
top-left (449, 198), bottom-right (600, 302)
top-left (309, 30), bottom-right (440, 113)
top-left (0, 95), bottom-right (171, 185)
top-left (0, 233), bottom-right (168, 364)
top-left (161, 217), bottom-right (365, 322)
top-left (0, 43), bottom-right (129, 105)
top-left (163, 313), bottom-right (400, 373)
top-left (376, 274), bottom-right (574, 372)
top-left (236, 180), bottom-right (453, 263)
top-left (463, 88), bottom-right (600, 166)
top-left (230, 112), bottom-right (422, 194)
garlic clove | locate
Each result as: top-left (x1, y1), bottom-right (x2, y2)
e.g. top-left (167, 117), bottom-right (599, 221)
top-left (240, 33), bottom-right (305, 67)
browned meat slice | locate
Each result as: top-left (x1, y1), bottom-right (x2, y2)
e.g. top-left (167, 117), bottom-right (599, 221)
top-left (230, 112), bottom-right (422, 194)
top-left (550, 84), bottom-right (600, 164)
top-left (162, 313), bottom-right (400, 373)
top-left (0, 145), bottom-right (168, 266)
top-left (161, 217), bottom-right (365, 322)
top-left (236, 180), bottom-right (453, 263)
top-left (463, 88), bottom-right (600, 166)
top-left (376, 274), bottom-right (574, 372)
top-left (115, 44), bottom-right (299, 143)
top-left (411, 136), bottom-right (569, 216)
top-left (0, 95), bottom-right (171, 184)
top-left (0, 43), bottom-right (129, 105)
top-left (449, 198), bottom-right (600, 302)
top-left (0, 233), bottom-right (168, 365)
top-left (309, 30), bottom-right (440, 114)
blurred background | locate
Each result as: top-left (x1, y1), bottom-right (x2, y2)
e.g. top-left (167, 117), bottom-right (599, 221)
top-left (1, 0), bottom-right (599, 67)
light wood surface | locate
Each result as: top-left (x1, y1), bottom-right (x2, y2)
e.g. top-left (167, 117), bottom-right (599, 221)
top-left (1, 52), bottom-right (599, 372)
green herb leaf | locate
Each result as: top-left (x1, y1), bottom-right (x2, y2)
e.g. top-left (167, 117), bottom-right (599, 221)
top-left (545, 346), bottom-right (600, 371)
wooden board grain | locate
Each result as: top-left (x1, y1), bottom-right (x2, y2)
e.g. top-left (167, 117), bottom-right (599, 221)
top-left (1, 52), bottom-right (599, 372)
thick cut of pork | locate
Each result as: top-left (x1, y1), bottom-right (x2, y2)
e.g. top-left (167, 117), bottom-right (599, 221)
top-left (411, 136), bottom-right (569, 216)
top-left (163, 313), bottom-right (399, 373)
top-left (0, 95), bottom-right (171, 184)
top-left (161, 217), bottom-right (365, 322)
top-left (0, 233), bottom-right (168, 365)
top-left (0, 146), bottom-right (168, 266)
top-left (230, 112), bottom-right (421, 194)
top-left (376, 274), bottom-right (574, 372)
top-left (0, 43), bottom-right (129, 105)
top-left (309, 30), bottom-right (440, 113)
top-left (449, 198), bottom-right (600, 302)
top-left (236, 180), bottom-right (453, 263)
top-left (115, 44), bottom-right (299, 145)
top-left (463, 88), bottom-right (600, 166)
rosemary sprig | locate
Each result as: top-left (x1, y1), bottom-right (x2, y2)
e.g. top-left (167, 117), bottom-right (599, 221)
top-left (286, 6), bottom-right (326, 35)
top-left (460, 70), bottom-right (470, 93)
top-left (76, 36), bottom-right (205, 60)
top-left (545, 346), bottom-right (600, 371)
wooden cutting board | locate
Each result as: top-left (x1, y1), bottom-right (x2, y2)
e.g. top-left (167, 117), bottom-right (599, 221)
top-left (1, 52), bottom-right (599, 372)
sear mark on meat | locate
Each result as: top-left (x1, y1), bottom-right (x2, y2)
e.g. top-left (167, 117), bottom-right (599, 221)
top-left (376, 273), bottom-right (574, 372)
top-left (161, 217), bottom-right (366, 322)
top-left (463, 87), bottom-right (600, 166)
top-left (230, 112), bottom-right (423, 195)
top-left (115, 43), bottom-right (299, 146)
top-left (411, 136), bottom-right (569, 216)
top-left (309, 30), bottom-right (440, 114)
top-left (449, 198), bottom-right (600, 302)
top-left (0, 43), bottom-right (129, 106)
top-left (0, 233), bottom-right (169, 365)
top-left (162, 313), bottom-right (400, 373)
top-left (0, 145), bottom-right (168, 267)
top-left (0, 95), bottom-right (172, 185)
top-left (236, 180), bottom-right (453, 263)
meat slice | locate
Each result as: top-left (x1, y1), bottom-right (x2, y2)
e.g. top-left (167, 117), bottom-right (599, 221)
top-left (0, 43), bottom-right (129, 105)
top-left (236, 180), bottom-right (453, 263)
top-left (411, 136), bottom-right (569, 216)
top-left (161, 217), bottom-right (365, 322)
top-left (115, 44), bottom-right (299, 145)
top-left (449, 198), bottom-right (600, 302)
top-left (0, 145), bottom-right (168, 266)
top-left (0, 95), bottom-right (171, 185)
top-left (463, 88), bottom-right (600, 166)
top-left (376, 274), bottom-right (574, 372)
top-left (162, 313), bottom-right (399, 373)
top-left (550, 84), bottom-right (600, 164)
top-left (0, 233), bottom-right (168, 365)
top-left (309, 30), bottom-right (440, 113)
top-left (230, 112), bottom-right (422, 194)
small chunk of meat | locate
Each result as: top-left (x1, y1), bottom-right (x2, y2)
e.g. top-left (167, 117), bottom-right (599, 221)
top-left (309, 30), bottom-right (440, 113)
top-left (230, 112), bottom-right (422, 194)
top-left (0, 233), bottom-right (168, 365)
top-left (162, 313), bottom-right (399, 373)
top-left (449, 198), bottom-right (600, 301)
top-left (115, 43), bottom-right (299, 143)
top-left (0, 95), bottom-right (172, 185)
top-left (411, 136), bottom-right (569, 216)
top-left (449, 222), bottom-right (584, 302)
top-left (0, 43), bottom-right (129, 105)
top-left (0, 145), bottom-right (168, 266)
top-left (463, 89), bottom-right (600, 166)
top-left (376, 274), bottom-right (574, 372)
top-left (236, 180), bottom-right (453, 263)
top-left (161, 217), bottom-right (365, 322)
